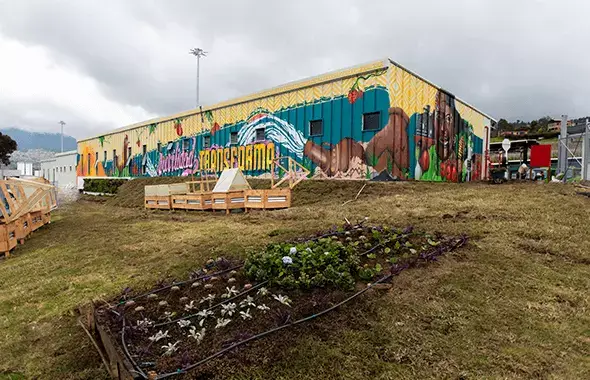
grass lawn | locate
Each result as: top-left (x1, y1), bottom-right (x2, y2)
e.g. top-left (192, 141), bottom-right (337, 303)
top-left (0, 180), bottom-right (589, 379)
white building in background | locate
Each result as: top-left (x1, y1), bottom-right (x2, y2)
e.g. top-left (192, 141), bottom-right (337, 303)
top-left (17, 162), bottom-right (34, 176)
top-left (40, 150), bottom-right (78, 188)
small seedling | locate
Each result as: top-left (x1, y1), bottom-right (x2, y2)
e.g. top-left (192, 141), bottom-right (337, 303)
top-left (240, 295), bottom-right (256, 308)
top-left (240, 308), bottom-right (252, 320)
top-left (220, 303), bottom-right (237, 316)
top-left (215, 318), bottom-right (231, 329)
top-left (148, 330), bottom-right (170, 342)
top-left (162, 341), bottom-right (180, 356)
top-left (187, 327), bottom-right (206, 344)
top-left (272, 294), bottom-right (292, 307)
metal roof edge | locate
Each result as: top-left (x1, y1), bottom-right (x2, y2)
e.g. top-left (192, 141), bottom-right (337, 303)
top-left (78, 58), bottom-right (389, 143)
top-left (386, 58), bottom-right (496, 123)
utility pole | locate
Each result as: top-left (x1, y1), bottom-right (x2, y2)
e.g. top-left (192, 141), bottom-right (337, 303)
top-left (58, 121), bottom-right (66, 153)
top-left (189, 48), bottom-right (207, 108)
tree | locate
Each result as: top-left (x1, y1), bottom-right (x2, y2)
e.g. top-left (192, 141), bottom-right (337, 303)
top-left (0, 133), bottom-right (18, 166)
top-left (498, 118), bottom-right (510, 131)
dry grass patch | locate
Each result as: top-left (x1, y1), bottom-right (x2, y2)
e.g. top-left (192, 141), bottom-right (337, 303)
top-left (0, 181), bottom-right (588, 379)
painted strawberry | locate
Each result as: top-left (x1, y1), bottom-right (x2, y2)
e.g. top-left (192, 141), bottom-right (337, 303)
top-left (418, 149), bottom-right (430, 171)
top-left (210, 122), bottom-right (220, 136)
top-left (347, 89), bottom-right (363, 104)
top-left (174, 118), bottom-right (183, 136)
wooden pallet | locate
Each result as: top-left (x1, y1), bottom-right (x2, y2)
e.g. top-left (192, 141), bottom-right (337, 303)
top-left (29, 210), bottom-right (44, 231)
top-left (171, 193), bottom-right (213, 211)
top-left (0, 221), bottom-right (17, 257)
top-left (15, 213), bottom-right (32, 244)
top-left (244, 188), bottom-right (291, 210)
top-left (211, 191), bottom-right (246, 214)
top-left (144, 195), bottom-right (171, 210)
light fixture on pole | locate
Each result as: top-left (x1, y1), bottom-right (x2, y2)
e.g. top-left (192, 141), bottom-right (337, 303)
top-left (189, 48), bottom-right (207, 108)
top-left (58, 121), bottom-right (66, 152)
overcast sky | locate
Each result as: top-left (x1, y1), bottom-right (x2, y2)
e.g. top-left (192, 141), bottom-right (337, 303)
top-left (0, 0), bottom-right (589, 139)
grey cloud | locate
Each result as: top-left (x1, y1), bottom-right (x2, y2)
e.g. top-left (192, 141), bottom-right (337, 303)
top-left (0, 0), bottom-right (589, 138)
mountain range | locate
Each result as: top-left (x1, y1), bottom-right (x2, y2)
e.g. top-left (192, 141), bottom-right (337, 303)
top-left (1, 128), bottom-right (77, 152)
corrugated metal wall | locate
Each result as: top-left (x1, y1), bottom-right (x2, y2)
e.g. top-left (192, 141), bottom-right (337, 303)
top-left (77, 60), bottom-right (491, 182)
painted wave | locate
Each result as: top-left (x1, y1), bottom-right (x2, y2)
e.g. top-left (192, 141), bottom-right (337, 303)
top-left (237, 114), bottom-right (307, 159)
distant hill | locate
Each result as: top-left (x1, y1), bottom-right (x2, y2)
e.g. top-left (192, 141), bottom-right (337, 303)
top-left (0, 128), bottom-right (76, 152)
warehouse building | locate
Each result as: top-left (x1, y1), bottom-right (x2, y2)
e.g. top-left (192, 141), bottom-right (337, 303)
top-left (77, 58), bottom-right (494, 182)
top-left (40, 150), bottom-right (78, 188)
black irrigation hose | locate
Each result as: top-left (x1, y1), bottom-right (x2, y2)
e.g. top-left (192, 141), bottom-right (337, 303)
top-left (153, 235), bottom-right (468, 379)
top-left (155, 273), bottom-right (394, 379)
top-left (121, 316), bottom-right (149, 379)
top-left (117, 264), bottom-right (243, 306)
top-left (154, 281), bottom-right (270, 328)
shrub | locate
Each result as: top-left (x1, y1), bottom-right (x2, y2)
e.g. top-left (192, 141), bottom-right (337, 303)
top-left (245, 237), bottom-right (360, 291)
top-left (84, 178), bottom-right (127, 194)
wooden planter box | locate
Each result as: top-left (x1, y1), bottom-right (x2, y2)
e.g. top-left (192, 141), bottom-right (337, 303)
top-left (80, 304), bottom-right (141, 380)
top-left (15, 213), bottom-right (32, 244)
top-left (245, 188), bottom-right (291, 210)
top-left (144, 196), bottom-right (171, 210)
top-left (42, 212), bottom-right (51, 225)
top-left (30, 210), bottom-right (44, 231)
top-left (171, 193), bottom-right (212, 211)
top-left (211, 191), bottom-right (245, 213)
top-left (0, 221), bottom-right (17, 257)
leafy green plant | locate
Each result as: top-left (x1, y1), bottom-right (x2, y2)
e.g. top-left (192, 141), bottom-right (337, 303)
top-left (84, 179), bottom-right (127, 194)
top-left (245, 237), bottom-right (360, 290)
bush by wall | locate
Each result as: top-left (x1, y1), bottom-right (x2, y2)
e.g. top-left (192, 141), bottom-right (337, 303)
top-left (83, 178), bottom-right (127, 194)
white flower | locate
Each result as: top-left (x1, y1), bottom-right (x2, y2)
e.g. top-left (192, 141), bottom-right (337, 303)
top-left (257, 304), bottom-right (270, 313)
top-left (240, 295), bottom-right (256, 309)
top-left (148, 330), bottom-right (170, 342)
top-left (289, 247), bottom-right (297, 255)
top-left (306, 247), bottom-right (313, 253)
top-left (188, 327), bottom-right (206, 344)
top-left (215, 318), bottom-right (231, 329)
top-left (161, 341), bottom-right (180, 356)
top-left (282, 256), bottom-right (293, 265)
top-left (257, 287), bottom-right (269, 297)
top-left (272, 294), bottom-right (292, 307)
top-left (222, 286), bottom-right (239, 298)
top-left (136, 318), bottom-right (153, 331)
top-left (324, 251), bottom-right (330, 255)
top-left (177, 319), bottom-right (191, 328)
top-left (220, 303), bottom-right (237, 316)
top-left (200, 294), bottom-right (216, 304)
top-left (161, 311), bottom-right (175, 321)
top-left (240, 308), bottom-right (252, 320)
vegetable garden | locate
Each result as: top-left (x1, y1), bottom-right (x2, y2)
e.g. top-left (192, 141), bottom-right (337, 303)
top-left (89, 222), bottom-right (467, 379)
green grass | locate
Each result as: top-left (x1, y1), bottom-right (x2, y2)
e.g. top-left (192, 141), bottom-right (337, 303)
top-left (0, 181), bottom-right (589, 379)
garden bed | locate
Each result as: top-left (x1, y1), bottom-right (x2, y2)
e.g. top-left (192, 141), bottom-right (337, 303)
top-left (89, 223), bottom-right (467, 379)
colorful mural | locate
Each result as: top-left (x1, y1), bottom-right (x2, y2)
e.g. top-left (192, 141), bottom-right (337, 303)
top-left (77, 60), bottom-right (491, 182)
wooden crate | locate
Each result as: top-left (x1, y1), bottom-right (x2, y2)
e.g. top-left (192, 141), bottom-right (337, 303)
top-left (144, 195), bottom-right (171, 210)
top-left (0, 221), bottom-right (17, 257)
top-left (42, 212), bottom-right (51, 225)
top-left (245, 188), bottom-right (291, 210)
top-left (30, 210), bottom-right (44, 231)
top-left (211, 191), bottom-right (245, 214)
top-left (171, 193), bottom-right (212, 211)
top-left (15, 213), bottom-right (32, 244)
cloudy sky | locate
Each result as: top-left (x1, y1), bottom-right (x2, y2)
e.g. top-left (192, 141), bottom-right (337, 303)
top-left (0, 0), bottom-right (588, 139)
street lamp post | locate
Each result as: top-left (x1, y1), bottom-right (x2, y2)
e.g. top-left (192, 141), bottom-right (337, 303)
top-left (58, 121), bottom-right (66, 152)
top-left (189, 48), bottom-right (207, 108)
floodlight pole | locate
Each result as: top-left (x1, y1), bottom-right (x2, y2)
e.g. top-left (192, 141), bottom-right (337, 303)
top-left (558, 115), bottom-right (568, 182)
top-left (189, 48), bottom-right (208, 108)
top-left (59, 121), bottom-right (66, 152)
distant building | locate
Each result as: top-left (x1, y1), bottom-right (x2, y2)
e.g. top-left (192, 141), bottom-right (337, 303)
top-left (40, 150), bottom-right (78, 188)
top-left (16, 162), bottom-right (34, 176)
